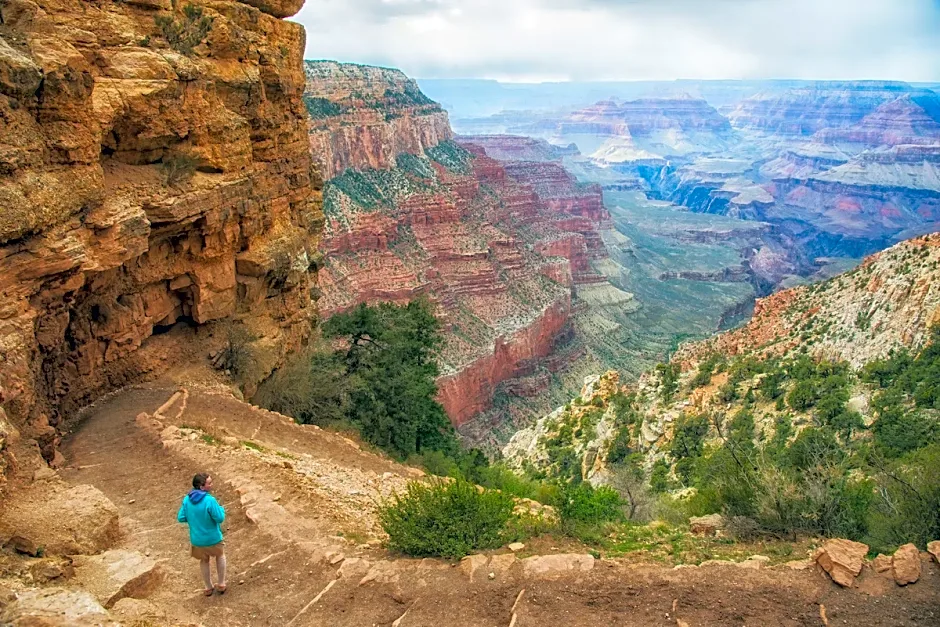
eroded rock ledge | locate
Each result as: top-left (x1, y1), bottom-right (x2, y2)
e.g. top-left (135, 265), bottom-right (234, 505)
top-left (0, 0), bottom-right (321, 485)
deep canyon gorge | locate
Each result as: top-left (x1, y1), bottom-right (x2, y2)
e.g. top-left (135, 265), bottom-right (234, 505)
top-left (1, 1), bottom-right (940, 625)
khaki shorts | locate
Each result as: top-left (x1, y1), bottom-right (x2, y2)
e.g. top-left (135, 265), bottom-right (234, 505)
top-left (191, 542), bottom-right (224, 560)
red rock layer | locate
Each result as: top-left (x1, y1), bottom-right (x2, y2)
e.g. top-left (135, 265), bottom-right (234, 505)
top-left (314, 131), bottom-right (612, 425)
top-left (727, 81), bottom-right (931, 136)
top-left (304, 61), bottom-right (453, 180)
top-left (0, 0), bottom-right (321, 483)
top-left (437, 298), bottom-right (572, 424)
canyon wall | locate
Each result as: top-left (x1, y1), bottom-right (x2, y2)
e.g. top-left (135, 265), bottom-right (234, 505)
top-left (303, 62), bottom-right (621, 427)
top-left (304, 61), bottom-right (453, 180)
top-left (0, 0), bottom-right (321, 484)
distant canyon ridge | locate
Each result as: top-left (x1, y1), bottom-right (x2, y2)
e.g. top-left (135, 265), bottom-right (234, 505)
top-left (304, 68), bottom-right (939, 446)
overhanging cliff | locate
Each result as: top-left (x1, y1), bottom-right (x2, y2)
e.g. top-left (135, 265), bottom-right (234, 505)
top-left (0, 0), bottom-right (321, 484)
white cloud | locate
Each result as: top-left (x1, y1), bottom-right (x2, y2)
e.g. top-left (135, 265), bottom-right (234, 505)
top-left (291, 0), bottom-right (940, 81)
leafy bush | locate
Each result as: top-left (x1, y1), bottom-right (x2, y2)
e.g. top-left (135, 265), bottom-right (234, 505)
top-left (656, 363), bottom-right (681, 403)
top-left (786, 379), bottom-right (817, 411)
top-left (379, 478), bottom-right (516, 558)
top-left (254, 348), bottom-right (350, 427)
top-left (303, 96), bottom-right (344, 119)
top-left (216, 323), bottom-right (259, 383)
top-left (556, 482), bottom-right (623, 525)
top-left (867, 444), bottom-right (940, 552)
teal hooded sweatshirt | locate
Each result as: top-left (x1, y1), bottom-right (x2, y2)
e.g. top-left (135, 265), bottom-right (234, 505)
top-left (177, 489), bottom-right (225, 547)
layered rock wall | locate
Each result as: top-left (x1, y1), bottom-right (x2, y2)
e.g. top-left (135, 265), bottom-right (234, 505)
top-left (301, 67), bottom-right (617, 425)
top-left (0, 0), bottom-right (321, 484)
top-left (304, 61), bottom-right (453, 179)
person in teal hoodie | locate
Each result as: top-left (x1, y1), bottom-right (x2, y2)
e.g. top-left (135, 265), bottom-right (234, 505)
top-left (177, 473), bottom-right (227, 596)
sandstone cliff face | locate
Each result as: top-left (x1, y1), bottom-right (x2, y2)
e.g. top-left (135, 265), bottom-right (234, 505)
top-left (0, 0), bottom-right (321, 483)
top-left (304, 61), bottom-right (453, 180)
top-left (303, 64), bottom-right (618, 427)
top-left (316, 137), bottom-right (603, 426)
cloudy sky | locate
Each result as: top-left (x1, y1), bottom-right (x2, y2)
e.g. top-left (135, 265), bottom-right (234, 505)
top-left (292, 0), bottom-right (940, 82)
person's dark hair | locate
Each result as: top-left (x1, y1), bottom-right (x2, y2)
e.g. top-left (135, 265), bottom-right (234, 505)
top-left (192, 473), bottom-right (209, 490)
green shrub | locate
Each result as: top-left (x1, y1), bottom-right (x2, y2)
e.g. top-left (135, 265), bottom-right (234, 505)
top-left (255, 347), bottom-right (350, 427)
top-left (867, 444), bottom-right (940, 552)
top-left (656, 363), bottom-right (681, 403)
top-left (379, 479), bottom-right (516, 558)
top-left (303, 96), bottom-right (344, 119)
top-left (216, 323), bottom-right (259, 383)
top-left (786, 379), bottom-right (817, 411)
top-left (555, 482), bottom-right (623, 525)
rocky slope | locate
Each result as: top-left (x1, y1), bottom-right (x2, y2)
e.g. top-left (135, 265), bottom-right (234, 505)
top-left (505, 232), bottom-right (940, 480)
top-left (726, 81), bottom-right (934, 137)
top-left (0, 0), bottom-right (321, 486)
top-left (304, 62), bottom-right (626, 428)
top-left (304, 61), bottom-right (453, 180)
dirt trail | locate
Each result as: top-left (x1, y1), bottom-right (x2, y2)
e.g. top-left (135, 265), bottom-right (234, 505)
top-left (55, 384), bottom-right (940, 626)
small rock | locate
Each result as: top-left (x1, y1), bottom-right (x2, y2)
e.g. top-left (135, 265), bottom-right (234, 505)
top-left (459, 554), bottom-right (488, 583)
top-left (782, 559), bottom-right (813, 571)
top-left (927, 541), bottom-right (940, 564)
top-left (127, 499), bottom-right (135, 504)
top-left (689, 514), bottom-right (726, 537)
top-left (892, 543), bottom-right (921, 586)
top-left (488, 572), bottom-right (495, 580)
top-left (489, 554), bottom-right (516, 575)
top-left (508, 542), bottom-right (525, 553)
top-left (337, 557), bottom-right (371, 581)
top-left (871, 554), bottom-right (893, 573)
top-left (239, 580), bottom-right (245, 585)
top-left (814, 539), bottom-right (868, 587)
top-left (28, 558), bottom-right (70, 583)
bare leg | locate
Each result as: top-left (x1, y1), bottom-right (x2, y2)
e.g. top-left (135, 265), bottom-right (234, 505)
top-left (215, 554), bottom-right (227, 587)
top-left (200, 558), bottom-right (213, 590)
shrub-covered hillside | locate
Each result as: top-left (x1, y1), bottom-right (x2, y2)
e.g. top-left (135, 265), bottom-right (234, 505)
top-left (504, 233), bottom-right (940, 552)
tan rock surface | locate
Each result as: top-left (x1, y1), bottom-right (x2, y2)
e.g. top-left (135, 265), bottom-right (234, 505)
top-left (871, 554), bottom-right (893, 574)
top-left (72, 549), bottom-right (163, 608)
top-left (0, 587), bottom-right (118, 626)
top-left (0, 483), bottom-right (118, 556)
top-left (928, 540), bottom-right (940, 564)
top-left (0, 0), bottom-right (323, 484)
top-left (891, 544), bottom-right (921, 586)
top-left (815, 539), bottom-right (869, 587)
top-left (690, 514), bottom-right (727, 536)
top-left (521, 553), bottom-right (595, 578)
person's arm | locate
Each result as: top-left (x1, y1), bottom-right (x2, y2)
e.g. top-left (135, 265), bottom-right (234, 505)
top-left (177, 498), bottom-right (188, 523)
top-left (208, 496), bottom-right (226, 524)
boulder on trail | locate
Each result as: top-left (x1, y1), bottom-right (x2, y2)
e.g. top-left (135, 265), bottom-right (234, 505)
top-left (521, 554), bottom-right (595, 578)
top-left (689, 514), bottom-right (726, 537)
top-left (0, 483), bottom-right (119, 556)
top-left (891, 544), bottom-right (921, 586)
top-left (72, 549), bottom-right (163, 608)
top-left (814, 539), bottom-right (868, 587)
top-left (0, 587), bottom-right (119, 626)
